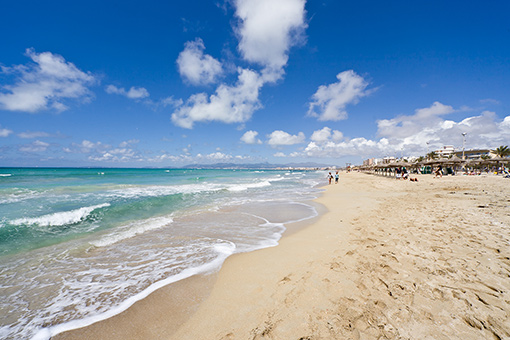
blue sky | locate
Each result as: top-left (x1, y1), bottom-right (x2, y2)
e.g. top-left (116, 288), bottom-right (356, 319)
top-left (1, 0), bottom-right (509, 167)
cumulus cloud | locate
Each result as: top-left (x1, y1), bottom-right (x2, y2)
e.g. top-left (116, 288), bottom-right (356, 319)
top-left (0, 127), bottom-right (13, 137)
top-left (302, 138), bottom-right (391, 159)
top-left (106, 85), bottom-right (149, 99)
top-left (160, 96), bottom-right (183, 108)
top-left (201, 152), bottom-right (233, 161)
top-left (119, 139), bottom-right (139, 147)
top-left (63, 139), bottom-right (142, 163)
top-left (89, 147), bottom-right (141, 162)
top-left (267, 130), bottom-right (305, 146)
top-left (19, 140), bottom-right (50, 152)
top-left (234, 0), bottom-right (307, 79)
top-left (308, 70), bottom-right (372, 121)
top-left (377, 101), bottom-right (455, 139)
top-left (310, 127), bottom-right (343, 143)
top-left (65, 140), bottom-right (108, 154)
top-left (240, 130), bottom-right (262, 144)
top-left (171, 0), bottom-right (307, 129)
top-left (171, 68), bottom-right (264, 128)
top-left (298, 102), bottom-right (510, 160)
top-left (177, 38), bottom-right (223, 86)
top-left (0, 48), bottom-right (96, 112)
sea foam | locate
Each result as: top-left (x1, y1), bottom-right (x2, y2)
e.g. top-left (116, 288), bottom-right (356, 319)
top-left (90, 215), bottom-right (174, 247)
top-left (10, 203), bottom-right (110, 227)
top-left (30, 239), bottom-right (236, 340)
top-left (227, 180), bottom-right (271, 192)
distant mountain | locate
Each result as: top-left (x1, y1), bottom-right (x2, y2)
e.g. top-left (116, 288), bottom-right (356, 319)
top-left (180, 162), bottom-right (336, 169)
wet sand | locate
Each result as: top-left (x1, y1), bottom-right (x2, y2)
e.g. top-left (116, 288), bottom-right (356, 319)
top-left (55, 172), bottom-right (510, 339)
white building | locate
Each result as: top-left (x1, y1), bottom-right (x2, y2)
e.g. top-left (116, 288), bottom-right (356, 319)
top-left (435, 145), bottom-right (455, 158)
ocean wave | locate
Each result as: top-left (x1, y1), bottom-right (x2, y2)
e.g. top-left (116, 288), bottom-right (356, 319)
top-left (0, 174), bottom-right (12, 177)
top-left (0, 188), bottom-right (45, 204)
top-left (10, 203), bottom-right (110, 227)
top-left (90, 215), bottom-right (174, 247)
top-left (227, 180), bottom-right (271, 192)
top-left (29, 239), bottom-right (236, 340)
top-left (102, 183), bottom-right (224, 200)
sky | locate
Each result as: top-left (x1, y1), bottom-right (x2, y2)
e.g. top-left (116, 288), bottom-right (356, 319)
top-left (1, 0), bottom-right (509, 167)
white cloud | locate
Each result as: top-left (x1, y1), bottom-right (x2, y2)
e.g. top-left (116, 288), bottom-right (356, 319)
top-left (106, 85), bottom-right (149, 99)
top-left (310, 127), bottom-right (343, 143)
top-left (77, 140), bottom-right (142, 163)
top-left (18, 131), bottom-right (50, 138)
top-left (177, 38), bottom-right (223, 86)
top-left (19, 140), bottom-right (49, 152)
top-left (267, 130), bottom-right (305, 146)
top-left (296, 102), bottom-right (510, 160)
top-left (302, 138), bottom-right (391, 159)
top-left (149, 153), bottom-right (191, 163)
top-left (308, 70), bottom-right (372, 121)
top-left (0, 127), bottom-right (13, 137)
top-left (241, 130), bottom-right (262, 144)
top-left (273, 152), bottom-right (286, 157)
top-left (171, 0), bottom-right (308, 129)
top-left (160, 96), bottom-right (183, 108)
top-left (501, 116), bottom-right (510, 129)
top-left (148, 151), bottom-right (250, 164)
top-left (119, 139), bottom-right (139, 147)
top-left (412, 101), bottom-right (455, 120)
top-left (172, 68), bottom-right (263, 128)
top-left (0, 48), bottom-right (96, 112)
top-left (234, 0), bottom-right (307, 79)
top-left (202, 152), bottom-right (233, 161)
top-left (480, 98), bottom-right (500, 105)
top-left (68, 140), bottom-right (108, 154)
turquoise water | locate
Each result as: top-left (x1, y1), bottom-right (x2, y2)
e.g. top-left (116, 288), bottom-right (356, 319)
top-left (0, 168), bottom-right (323, 340)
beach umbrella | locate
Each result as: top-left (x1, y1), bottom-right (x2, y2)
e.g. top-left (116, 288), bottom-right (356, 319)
top-left (489, 156), bottom-right (509, 163)
top-left (463, 158), bottom-right (483, 169)
top-left (487, 156), bottom-right (509, 172)
top-left (446, 155), bottom-right (463, 164)
top-left (390, 161), bottom-right (406, 168)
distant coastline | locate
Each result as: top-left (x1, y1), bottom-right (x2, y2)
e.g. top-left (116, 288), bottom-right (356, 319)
top-left (0, 162), bottom-right (341, 171)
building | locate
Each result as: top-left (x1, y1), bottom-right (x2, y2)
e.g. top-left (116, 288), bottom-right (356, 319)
top-left (434, 145), bottom-right (455, 158)
top-left (363, 158), bottom-right (384, 166)
top-left (453, 148), bottom-right (491, 159)
top-left (383, 156), bottom-right (396, 164)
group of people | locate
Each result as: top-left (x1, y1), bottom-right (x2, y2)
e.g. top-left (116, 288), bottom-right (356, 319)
top-left (327, 171), bottom-right (339, 184)
top-left (395, 167), bottom-right (409, 180)
top-left (396, 167), bottom-right (418, 182)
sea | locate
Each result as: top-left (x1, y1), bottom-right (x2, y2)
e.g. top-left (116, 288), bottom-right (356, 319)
top-left (0, 168), bottom-right (324, 340)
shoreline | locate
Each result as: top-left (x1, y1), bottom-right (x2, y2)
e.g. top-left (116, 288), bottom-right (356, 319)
top-left (51, 179), bottom-right (326, 340)
top-left (55, 172), bottom-right (510, 339)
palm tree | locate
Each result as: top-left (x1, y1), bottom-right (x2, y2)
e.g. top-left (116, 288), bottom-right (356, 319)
top-left (415, 156), bottom-right (425, 163)
top-left (491, 145), bottom-right (510, 158)
top-left (426, 151), bottom-right (438, 160)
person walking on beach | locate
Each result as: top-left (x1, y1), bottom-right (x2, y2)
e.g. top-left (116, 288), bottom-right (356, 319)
top-left (434, 166), bottom-right (443, 178)
top-left (335, 171), bottom-right (339, 184)
top-left (327, 172), bottom-right (333, 185)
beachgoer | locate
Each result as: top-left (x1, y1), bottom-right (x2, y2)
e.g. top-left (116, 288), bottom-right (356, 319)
top-left (434, 167), bottom-right (443, 178)
top-left (327, 172), bottom-right (333, 185)
top-left (335, 171), bottom-right (339, 184)
top-left (402, 167), bottom-right (409, 180)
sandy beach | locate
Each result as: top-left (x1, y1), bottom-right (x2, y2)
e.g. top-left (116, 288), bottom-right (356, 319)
top-left (55, 171), bottom-right (510, 340)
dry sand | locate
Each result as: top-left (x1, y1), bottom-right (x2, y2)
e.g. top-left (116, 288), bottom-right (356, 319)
top-left (55, 172), bottom-right (510, 340)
